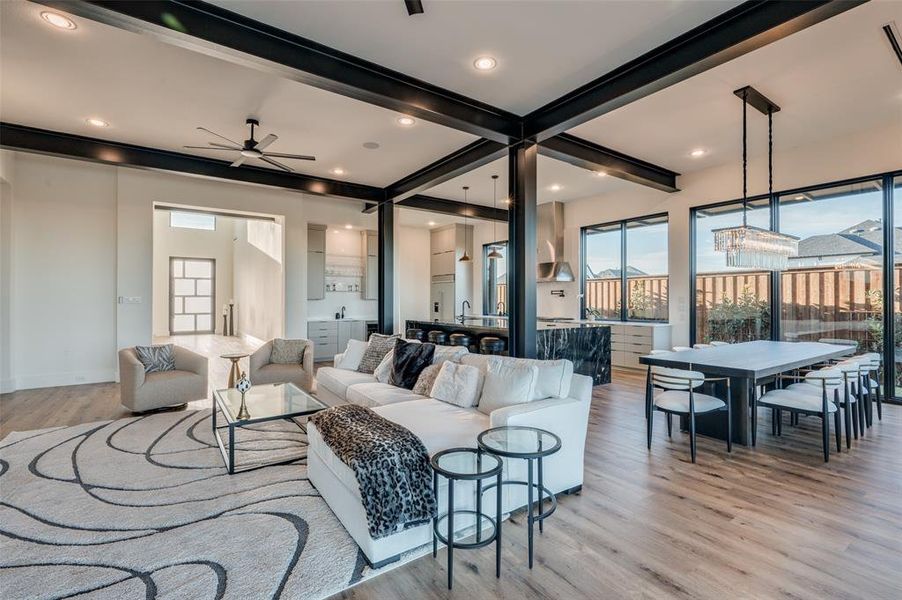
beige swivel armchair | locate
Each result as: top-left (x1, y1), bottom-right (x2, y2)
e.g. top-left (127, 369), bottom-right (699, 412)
top-left (249, 339), bottom-right (315, 392)
top-left (118, 346), bottom-right (208, 412)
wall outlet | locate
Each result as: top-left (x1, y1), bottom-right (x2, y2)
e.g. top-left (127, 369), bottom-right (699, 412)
top-left (118, 296), bottom-right (142, 304)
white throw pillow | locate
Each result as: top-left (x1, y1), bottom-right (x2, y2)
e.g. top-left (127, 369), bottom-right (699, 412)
top-left (373, 350), bottom-right (394, 383)
top-left (432, 345), bottom-right (468, 365)
top-left (505, 358), bottom-right (573, 400)
top-left (477, 360), bottom-right (538, 415)
top-left (336, 339), bottom-right (368, 371)
top-left (430, 362), bottom-right (481, 408)
top-left (460, 354), bottom-right (501, 400)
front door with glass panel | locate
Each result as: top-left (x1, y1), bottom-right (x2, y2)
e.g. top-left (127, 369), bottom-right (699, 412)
top-left (170, 257), bottom-right (215, 334)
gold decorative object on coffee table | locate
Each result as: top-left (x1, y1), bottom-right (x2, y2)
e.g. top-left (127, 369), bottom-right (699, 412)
top-left (235, 372), bottom-right (252, 420)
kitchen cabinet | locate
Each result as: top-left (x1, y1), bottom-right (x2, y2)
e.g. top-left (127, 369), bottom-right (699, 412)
top-left (308, 319), bottom-right (368, 361)
top-left (608, 322), bottom-right (672, 369)
top-left (307, 224), bottom-right (326, 300)
top-left (430, 224), bottom-right (473, 319)
top-left (361, 230), bottom-right (378, 300)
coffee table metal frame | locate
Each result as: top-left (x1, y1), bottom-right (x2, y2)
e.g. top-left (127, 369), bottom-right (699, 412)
top-left (212, 383), bottom-right (326, 474)
top-left (430, 447), bottom-right (503, 590)
top-left (477, 425), bottom-right (562, 569)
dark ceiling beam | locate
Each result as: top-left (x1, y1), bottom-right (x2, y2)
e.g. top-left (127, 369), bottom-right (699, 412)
top-left (0, 122), bottom-right (385, 202)
top-left (385, 139), bottom-right (508, 202)
top-left (36, 0), bottom-right (521, 143)
top-left (523, 0), bottom-right (867, 141)
top-left (539, 133), bottom-right (679, 193)
top-left (362, 194), bottom-right (507, 222)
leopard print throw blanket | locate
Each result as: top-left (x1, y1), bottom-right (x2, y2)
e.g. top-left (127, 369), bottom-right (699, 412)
top-left (309, 404), bottom-right (437, 539)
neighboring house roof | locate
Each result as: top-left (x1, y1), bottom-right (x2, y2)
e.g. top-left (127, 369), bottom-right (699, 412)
top-left (588, 266), bottom-right (647, 279)
top-left (793, 220), bottom-right (902, 259)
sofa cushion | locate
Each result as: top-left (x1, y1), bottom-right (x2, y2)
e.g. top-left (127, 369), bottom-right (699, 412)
top-left (505, 358), bottom-right (573, 400)
top-left (390, 340), bottom-right (436, 390)
top-left (460, 354), bottom-right (501, 400)
top-left (412, 363), bottom-right (442, 396)
top-left (271, 338), bottom-right (307, 364)
top-left (430, 362), bottom-right (481, 408)
top-left (336, 339), bottom-right (368, 370)
top-left (477, 360), bottom-right (538, 415)
top-left (357, 333), bottom-right (400, 374)
top-left (373, 351), bottom-right (394, 383)
top-left (374, 399), bottom-right (490, 455)
top-left (346, 382), bottom-right (427, 408)
top-left (432, 345), bottom-right (468, 365)
top-left (316, 367), bottom-right (377, 400)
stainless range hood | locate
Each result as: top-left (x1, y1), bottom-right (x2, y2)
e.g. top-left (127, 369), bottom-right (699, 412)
top-left (536, 201), bottom-right (575, 282)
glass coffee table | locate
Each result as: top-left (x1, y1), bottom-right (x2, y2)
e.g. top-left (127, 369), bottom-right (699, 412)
top-left (477, 426), bottom-right (562, 569)
top-left (212, 382), bottom-right (327, 474)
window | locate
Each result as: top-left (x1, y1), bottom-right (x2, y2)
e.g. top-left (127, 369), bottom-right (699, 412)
top-left (582, 214), bottom-right (668, 322)
top-left (894, 175), bottom-right (902, 395)
top-left (693, 198), bottom-right (771, 343)
top-left (170, 211), bottom-right (216, 231)
top-left (483, 242), bottom-right (507, 315)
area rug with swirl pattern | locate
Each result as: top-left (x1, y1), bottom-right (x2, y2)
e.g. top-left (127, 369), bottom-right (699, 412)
top-left (0, 409), bottom-right (427, 599)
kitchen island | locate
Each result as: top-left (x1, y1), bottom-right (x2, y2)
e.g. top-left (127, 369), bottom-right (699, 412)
top-left (405, 318), bottom-right (611, 385)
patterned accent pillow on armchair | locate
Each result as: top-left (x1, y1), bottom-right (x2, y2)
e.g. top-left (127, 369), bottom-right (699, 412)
top-left (134, 344), bottom-right (175, 373)
top-left (270, 338), bottom-right (308, 364)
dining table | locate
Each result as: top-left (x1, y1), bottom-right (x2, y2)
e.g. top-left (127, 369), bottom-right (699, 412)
top-left (639, 340), bottom-right (855, 446)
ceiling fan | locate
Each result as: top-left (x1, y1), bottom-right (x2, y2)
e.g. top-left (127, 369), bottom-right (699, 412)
top-left (184, 118), bottom-right (315, 172)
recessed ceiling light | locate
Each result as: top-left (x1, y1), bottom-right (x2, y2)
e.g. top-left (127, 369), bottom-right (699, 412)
top-left (85, 118), bottom-right (109, 128)
top-left (41, 11), bottom-right (76, 30)
top-left (332, 229), bottom-right (339, 234)
top-left (344, 224), bottom-right (353, 229)
top-left (795, 195), bottom-right (805, 200)
top-left (428, 221), bottom-right (436, 226)
top-left (397, 116), bottom-right (416, 127)
top-left (362, 142), bottom-right (380, 150)
top-left (331, 168), bottom-right (346, 176)
top-left (504, 198), bottom-right (511, 204)
top-left (473, 56), bottom-right (497, 71)
top-left (690, 148), bottom-right (707, 158)
top-left (549, 184), bottom-right (562, 192)
top-left (594, 171), bottom-right (607, 177)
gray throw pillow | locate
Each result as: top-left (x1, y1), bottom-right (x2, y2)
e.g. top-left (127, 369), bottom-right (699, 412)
top-left (271, 338), bottom-right (307, 364)
top-left (135, 344), bottom-right (175, 373)
top-left (412, 363), bottom-right (442, 396)
top-left (357, 333), bottom-right (400, 374)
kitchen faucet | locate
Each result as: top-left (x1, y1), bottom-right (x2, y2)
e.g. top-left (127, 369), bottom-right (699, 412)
top-left (340, 305), bottom-right (346, 319)
top-left (496, 301), bottom-right (506, 316)
top-left (458, 300), bottom-right (471, 322)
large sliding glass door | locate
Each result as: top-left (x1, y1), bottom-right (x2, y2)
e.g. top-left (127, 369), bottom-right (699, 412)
top-left (893, 175), bottom-right (902, 396)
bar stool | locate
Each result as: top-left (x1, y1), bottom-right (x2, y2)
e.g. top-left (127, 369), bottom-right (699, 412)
top-left (406, 328), bottom-right (425, 341)
top-left (449, 333), bottom-right (472, 348)
top-left (480, 337), bottom-right (505, 355)
top-left (427, 330), bottom-right (449, 345)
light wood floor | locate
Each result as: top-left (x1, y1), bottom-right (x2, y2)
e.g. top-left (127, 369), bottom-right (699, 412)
top-left (2, 367), bottom-right (900, 599)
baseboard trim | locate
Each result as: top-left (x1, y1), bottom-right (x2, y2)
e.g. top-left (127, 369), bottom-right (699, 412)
top-left (9, 369), bottom-right (117, 391)
top-left (0, 378), bottom-right (15, 394)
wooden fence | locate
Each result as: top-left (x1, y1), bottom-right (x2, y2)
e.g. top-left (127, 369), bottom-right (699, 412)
top-left (584, 275), bottom-right (669, 320)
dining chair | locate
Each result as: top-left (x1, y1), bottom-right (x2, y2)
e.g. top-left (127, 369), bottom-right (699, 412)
top-left (709, 341), bottom-right (731, 347)
top-left (786, 360), bottom-right (859, 448)
top-left (756, 367), bottom-right (842, 462)
top-left (645, 366), bottom-right (731, 463)
top-left (672, 346), bottom-right (693, 352)
top-left (850, 352), bottom-right (882, 424)
top-left (693, 343), bottom-right (713, 349)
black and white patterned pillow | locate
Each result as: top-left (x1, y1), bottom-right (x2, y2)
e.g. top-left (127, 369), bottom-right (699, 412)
top-left (357, 333), bottom-right (400, 374)
top-left (271, 338), bottom-right (307, 364)
top-left (134, 344), bottom-right (175, 373)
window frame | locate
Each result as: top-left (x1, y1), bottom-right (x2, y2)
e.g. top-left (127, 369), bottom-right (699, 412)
top-left (169, 210), bottom-right (217, 231)
top-left (580, 212), bottom-right (669, 323)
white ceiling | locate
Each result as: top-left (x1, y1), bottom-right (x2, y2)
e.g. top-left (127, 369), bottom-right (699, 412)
top-left (425, 154), bottom-right (634, 206)
top-left (570, 1), bottom-right (902, 176)
top-left (208, 0), bottom-right (743, 115)
top-left (0, 1), bottom-right (476, 187)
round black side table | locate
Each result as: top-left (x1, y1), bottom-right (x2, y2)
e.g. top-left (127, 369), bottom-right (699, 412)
top-left (477, 426), bottom-right (562, 569)
top-left (430, 447), bottom-right (503, 590)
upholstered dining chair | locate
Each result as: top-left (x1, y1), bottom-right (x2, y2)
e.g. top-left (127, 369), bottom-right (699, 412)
top-left (756, 367), bottom-right (842, 462)
top-left (693, 343), bottom-right (713, 349)
top-left (709, 341), bottom-right (731, 347)
top-left (855, 352), bottom-right (882, 424)
top-left (249, 339), bottom-right (315, 392)
top-left (672, 346), bottom-right (693, 352)
top-left (645, 366), bottom-right (732, 463)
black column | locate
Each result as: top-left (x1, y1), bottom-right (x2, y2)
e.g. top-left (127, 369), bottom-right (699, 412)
top-left (507, 142), bottom-right (538, 358)
top-left (378, 200), bottom-right (394, 334)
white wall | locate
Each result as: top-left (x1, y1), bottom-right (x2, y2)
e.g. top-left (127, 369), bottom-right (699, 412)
top-left (3, 151), bottom-right (377, 391)
top-left (9, 154), bottom-right (118, 390)
top-left (151, 211), bottom-right (236, 336)
top-left (397, 225), bottom-right (431, 325)
top-left (0, 151), bottom-right (16, 391)
top-left (233, 218), bottom-right (283, 340)
top-left (562, 122), bottom-right (902, 346)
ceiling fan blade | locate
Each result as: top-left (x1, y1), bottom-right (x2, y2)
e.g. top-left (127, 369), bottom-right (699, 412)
top-left (263, 152), bottom-right (316, 161)
top-left (197, 126), bottom-right (241, 147)
top-left (183, 145), bottom-right (239, 151)
top-left (259, 156), bottom-right (294, 172)
top-left (209, 141), bottom-right (241, 149)
top-left (230, 156), bottom-right (248, 168)
top-left (254, 133), bottom-right (278, 151)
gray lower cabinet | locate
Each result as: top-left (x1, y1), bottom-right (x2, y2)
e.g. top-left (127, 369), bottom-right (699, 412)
top-left (308, 320), bottom-right (368, 361)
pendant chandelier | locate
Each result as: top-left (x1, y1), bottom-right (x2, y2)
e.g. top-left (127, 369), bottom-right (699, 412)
top-left (458, 185), bottom-right (472, 262)
top-left (713, 87), bottom-right (798, 271)
top-left (487, 174), bottom-right (503, 260)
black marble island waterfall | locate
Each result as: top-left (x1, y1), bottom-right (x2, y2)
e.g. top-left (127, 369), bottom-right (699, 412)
top-left (406, 319), bottom-right (611, 385)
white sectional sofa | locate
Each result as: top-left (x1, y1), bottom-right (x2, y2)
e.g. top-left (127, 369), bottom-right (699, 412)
top-left (308, 345), bottom-right (593, 567)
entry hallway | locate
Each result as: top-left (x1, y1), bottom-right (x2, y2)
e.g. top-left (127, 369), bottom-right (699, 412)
top-left (3, 369), bottom-right (899, 599)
